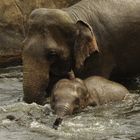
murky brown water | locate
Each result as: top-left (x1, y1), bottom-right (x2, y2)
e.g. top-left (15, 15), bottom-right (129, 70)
top-left (0, 66), bottom-right (140, 140)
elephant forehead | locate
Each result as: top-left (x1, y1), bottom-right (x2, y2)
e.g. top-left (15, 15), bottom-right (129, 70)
top-left (54, 90), bottom-right (79, 102)
top-left (29, 8), bottom-right (73, 26)
top-left (54, 82), bottom-right (82, 98)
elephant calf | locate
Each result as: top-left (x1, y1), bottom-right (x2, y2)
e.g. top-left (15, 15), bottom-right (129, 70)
top-left (51, 76), bottom-right (129, 129)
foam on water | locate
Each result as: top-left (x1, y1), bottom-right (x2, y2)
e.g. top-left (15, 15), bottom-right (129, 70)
top-left (0, 66), bottom-right (140, 140)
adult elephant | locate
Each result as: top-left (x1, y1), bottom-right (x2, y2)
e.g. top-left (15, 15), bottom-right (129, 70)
top-left (23, 0), bottom-right (140, 104)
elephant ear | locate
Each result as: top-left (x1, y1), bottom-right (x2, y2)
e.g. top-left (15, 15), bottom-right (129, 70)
top-left (74, 20), bottom-right (99, 69)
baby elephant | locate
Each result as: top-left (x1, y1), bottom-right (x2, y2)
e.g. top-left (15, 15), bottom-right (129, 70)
top-left (51, 76), bottom-right (129, 129)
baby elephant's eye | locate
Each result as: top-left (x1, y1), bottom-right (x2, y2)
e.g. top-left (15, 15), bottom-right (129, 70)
top-left (46, 50), bottom-right (59, 61)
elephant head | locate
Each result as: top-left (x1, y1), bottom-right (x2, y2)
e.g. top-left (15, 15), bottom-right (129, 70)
top-left (51, 78), bottom-right (89, 129)
top-left (22, 8), bottom-right (99, 104)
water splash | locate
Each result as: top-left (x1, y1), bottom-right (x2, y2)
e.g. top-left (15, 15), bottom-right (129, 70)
top-left (0, 66), bottom-right (140, 140)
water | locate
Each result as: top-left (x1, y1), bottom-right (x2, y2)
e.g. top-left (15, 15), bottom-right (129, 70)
top-left (0, 66), bottom-right (140, 140)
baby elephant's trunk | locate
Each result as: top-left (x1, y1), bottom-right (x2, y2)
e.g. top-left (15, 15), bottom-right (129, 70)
top-left (53, 104), bottom-right (71, 129)
top-left (53, 117), bottom-right (63, 130)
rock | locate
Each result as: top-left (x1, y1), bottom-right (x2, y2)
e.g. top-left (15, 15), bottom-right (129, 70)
top-left (52, 0), bottom-right (80, 8)
top-left (0, 0), bottom-right (80, 68)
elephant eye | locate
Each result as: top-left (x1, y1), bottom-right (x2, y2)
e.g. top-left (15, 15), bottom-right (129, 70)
top-left (46, 50), bottom-right (59, 61)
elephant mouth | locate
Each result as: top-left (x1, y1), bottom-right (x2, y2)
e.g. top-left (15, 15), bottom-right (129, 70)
top-left (45, 60), bottom-right (72, 98)
top-left (50, 59), bottom-right (73, 76)
top-left (45, 71), bottom-right (70, 97)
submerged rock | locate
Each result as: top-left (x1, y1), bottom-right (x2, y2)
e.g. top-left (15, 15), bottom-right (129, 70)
top-left (0, 0), bottom-right (80, 67)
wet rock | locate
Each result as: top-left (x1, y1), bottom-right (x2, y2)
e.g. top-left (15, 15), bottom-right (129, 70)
top-left (52, 0), bottom-right (81, 8)
top-left (0, 0), bottom-right (80, 68)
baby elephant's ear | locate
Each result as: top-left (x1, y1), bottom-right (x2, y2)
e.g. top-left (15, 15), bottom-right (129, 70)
top-left (74, 20), bottom-right (99, 69)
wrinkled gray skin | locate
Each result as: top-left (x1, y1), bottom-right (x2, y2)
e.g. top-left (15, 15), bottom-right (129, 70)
top-left (51, 76), bottom-right (129, 129)
top-left (23, 0), bottom-right (140, 104)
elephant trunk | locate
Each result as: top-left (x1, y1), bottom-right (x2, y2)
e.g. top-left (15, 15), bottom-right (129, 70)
top-left (53, 117), bottom-right (63, 130)
top-left (53, 103), bottom-right (72, 129)
top-left (23, 71), bottom-right (49, 104)
top-left (55, 103), bottom-right (71, 117)
top-left (23, 55), bottom-right (50, 105)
